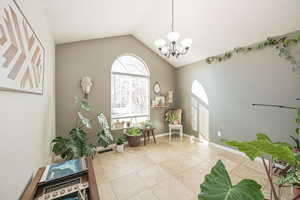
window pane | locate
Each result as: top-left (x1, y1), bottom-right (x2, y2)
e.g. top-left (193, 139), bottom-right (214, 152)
top-left (111, 74), bottom-right (130, 118)
top-left (130, 76), bottom-right (149, 116)
top-left (111, 56), bottom-right (150, 122)
top-left (112, 56), bottom-right (149, 76)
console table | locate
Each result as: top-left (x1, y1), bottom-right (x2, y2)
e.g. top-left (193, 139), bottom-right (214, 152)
top-left (20, 157), bottom-right (100, 200)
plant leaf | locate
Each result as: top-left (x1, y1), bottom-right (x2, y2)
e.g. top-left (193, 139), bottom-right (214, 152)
top-left (198, 160), bottom-right (264, 200)
top-left (97, 113), bottom-right (113, 148)
top-left (75, 96), bottom-right (91, 111)
top-left (256, 133), bottom-right (271, 142)
top-left (223, 137), bottom-right (295, 166)
top-left (296, 128), bottom-right (300, 136)
top-left (297, 108), bottom-right (300, 119)
top-left (78, 112), bottom-right (92, 129)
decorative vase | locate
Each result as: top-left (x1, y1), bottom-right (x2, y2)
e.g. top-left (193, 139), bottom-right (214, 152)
top-left (116, 144), bottom-right (124, 153)
top-left (127, 135), bottom-right (141, 147)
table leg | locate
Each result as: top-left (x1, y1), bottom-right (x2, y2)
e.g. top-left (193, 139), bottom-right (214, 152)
top-left (144, 130), bottom-right (146, 145)
top-left (151, 129), bottom-right (156, 144)
top-left (180, 127), bottom-right (183, 141)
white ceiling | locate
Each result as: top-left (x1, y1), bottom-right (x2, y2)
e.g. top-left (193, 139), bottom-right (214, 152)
top-left (42, 0), bottom-right (300, 67)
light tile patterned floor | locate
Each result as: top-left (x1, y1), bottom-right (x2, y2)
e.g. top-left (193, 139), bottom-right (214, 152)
top-left (93, 136), bottom-right (293, 200)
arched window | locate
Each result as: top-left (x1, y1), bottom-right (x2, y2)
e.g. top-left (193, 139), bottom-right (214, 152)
top-left (111, 55), bottom-right (150, 129)
top-left (191, 80), bottom-right (209, 141)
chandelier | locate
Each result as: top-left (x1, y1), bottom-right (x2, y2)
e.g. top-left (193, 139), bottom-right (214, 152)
top-left (154, 0), bottom-right (192, 58)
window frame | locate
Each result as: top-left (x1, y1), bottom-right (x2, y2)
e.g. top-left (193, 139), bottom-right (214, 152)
top-left (110, 54), bottom-right (150, 128)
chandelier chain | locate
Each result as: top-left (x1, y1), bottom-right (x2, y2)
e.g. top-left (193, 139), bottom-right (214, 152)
top-left (171, 0), bottom-right (174, 32)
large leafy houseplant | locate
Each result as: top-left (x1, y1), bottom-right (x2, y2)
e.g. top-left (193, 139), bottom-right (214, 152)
top-left (199, 108), bottom-right (300, 200)
top-left (199, 160), bottom-right (264, 200)
top-left (52, 97), bottom-right (113, 160)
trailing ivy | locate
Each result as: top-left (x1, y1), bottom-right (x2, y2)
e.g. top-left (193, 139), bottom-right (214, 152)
top-left (205, 35), bottom-right (300, 70)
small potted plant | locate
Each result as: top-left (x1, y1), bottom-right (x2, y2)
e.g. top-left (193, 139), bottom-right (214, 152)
top-left (115, 136), bottom-right (125, 153)
top-left (127, 127), bottom-right (142, 147)
top-left (165, 112), bottom-right (179, 125)
top-left (277, 167), bottom-right (300, 197)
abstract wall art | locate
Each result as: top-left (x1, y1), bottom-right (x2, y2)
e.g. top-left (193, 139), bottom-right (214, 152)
top-left (0, 0), bottom-right (45, 94)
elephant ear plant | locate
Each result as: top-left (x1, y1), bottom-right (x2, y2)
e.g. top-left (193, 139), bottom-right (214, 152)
top-left (199, 108), bottom-right (300, 200)
top-left (199, 160), bottom-right (264, 200)
top-left (199, 133), bottom-right (296, 200)
top-left (52, 97), bottom-right (113, 160)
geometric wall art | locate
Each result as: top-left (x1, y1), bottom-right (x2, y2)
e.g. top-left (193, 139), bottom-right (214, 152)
top-left (0, 0), bottom-right (45, 94)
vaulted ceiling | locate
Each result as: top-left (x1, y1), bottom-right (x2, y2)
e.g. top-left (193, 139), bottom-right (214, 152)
top-left (42, 0), bottom-right (300, 67)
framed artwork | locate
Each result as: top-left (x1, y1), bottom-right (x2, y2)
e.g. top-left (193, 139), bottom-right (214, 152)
top-left (168, 90), bottom-right (173, 104)
top-left (155, 95), bottom-right (166, 106)
top-left (0, 0), bottom-right (45, 94)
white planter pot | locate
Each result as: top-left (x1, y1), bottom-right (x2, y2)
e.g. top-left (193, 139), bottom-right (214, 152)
top-left (116, 144), bottom-right (124, 153)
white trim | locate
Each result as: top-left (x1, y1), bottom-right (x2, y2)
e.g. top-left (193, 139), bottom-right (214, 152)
top-left (208, 142), bottom-right (247, 157)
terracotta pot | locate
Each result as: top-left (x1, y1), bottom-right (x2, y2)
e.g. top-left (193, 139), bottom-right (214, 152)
top-left (293, 186), bottom-right (300, 197)
top-left (127, 135), bottom-right (141, 147)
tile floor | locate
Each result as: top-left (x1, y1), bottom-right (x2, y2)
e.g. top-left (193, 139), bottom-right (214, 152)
top-left (93, 136), bottom-right (293, 200)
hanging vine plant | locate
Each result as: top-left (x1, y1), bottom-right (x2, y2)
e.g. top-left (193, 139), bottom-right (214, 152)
top-left (205, 35), bottom-right (300, 70)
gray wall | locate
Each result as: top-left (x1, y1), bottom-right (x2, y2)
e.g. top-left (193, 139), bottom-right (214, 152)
top-left (56, 35), bottom-right (176, 140)
top-left (0, 0), bottom-right (56, 199)
top-left (176, 35), bottom-right (300, 145)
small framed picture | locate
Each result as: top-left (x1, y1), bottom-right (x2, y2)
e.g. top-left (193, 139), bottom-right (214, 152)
top-left (155, 96), bottom-right (166, 106)
top-left (168, 90), bottom-right (173, 104)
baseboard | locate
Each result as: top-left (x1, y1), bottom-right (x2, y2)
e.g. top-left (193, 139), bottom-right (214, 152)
top-left (208, 142), bottom-right (246, 157)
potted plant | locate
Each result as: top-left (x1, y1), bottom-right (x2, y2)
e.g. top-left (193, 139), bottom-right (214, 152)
top-left (115, 136), bottom-right (125, 153)
top-left (165, 112), bottom-right (179, 125)
top-left (277, 168), bottom-right (300, 197)
top-left (127, 127), bottom-right (142, 147)
top-left (52, 97), bottom-right (113, 160)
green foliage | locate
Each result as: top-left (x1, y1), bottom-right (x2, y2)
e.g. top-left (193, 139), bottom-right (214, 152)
top-left (116, 136), bottom-right (125, 145)
top-left (277, 168), bottom-right (300, 187)
top-left (52, 128), bottom-right (96, 160)
top-left (223, 133), bottom-right (296, 166)
top-left (198, 160), bottom-right (264, 200)
top-left (289, 108), bottom-right (300, 150)
top-left (52, 97), bottom-right (114, 160)
top-left (97, 112), bottom-right (113, 148)
top-left (74, 96), bottom-right (90, 111)
top-left (290, 135), bottom-right (300, 150)
top-left (127, 127), bottom-right (142, 136)
top-left (77, 112), bottom-right (92, 129)
top-left (205, 35), bottom-right (300, 70)
top-left (165, 112), bottom-right (179, 124)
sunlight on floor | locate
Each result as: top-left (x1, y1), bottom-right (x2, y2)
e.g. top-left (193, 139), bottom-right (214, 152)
top-left (93, 136), bottom-right (293, 200)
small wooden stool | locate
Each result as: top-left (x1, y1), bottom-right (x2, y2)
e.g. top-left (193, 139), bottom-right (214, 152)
top-left (142, 128), bottom-right (156, 145)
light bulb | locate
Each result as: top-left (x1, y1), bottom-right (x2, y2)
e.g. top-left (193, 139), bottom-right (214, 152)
top-left (161, 47), bottom-right (169, 54)
top-left (167, 32), bottom-right (180, 42)
top-left (181, 38), bottom-right (192, 48)
top-left (154, 39), bottom-right (166, 48)
top-left (177, 45), bottom-right (184, 53)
